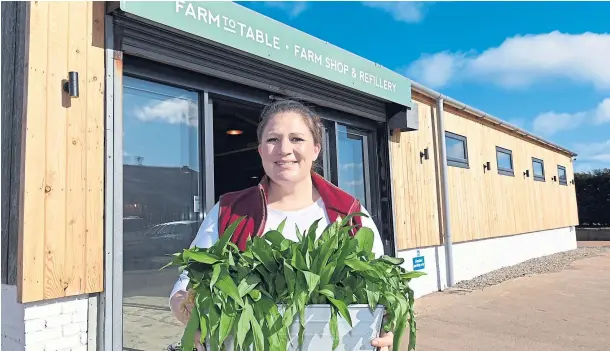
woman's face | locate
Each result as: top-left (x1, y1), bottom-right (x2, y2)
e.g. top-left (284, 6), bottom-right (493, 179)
top-left (258, 111), bottom-right (321, 186)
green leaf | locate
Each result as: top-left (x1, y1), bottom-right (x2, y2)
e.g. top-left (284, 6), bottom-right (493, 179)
top-left (251, 238), bottom-right (276, 272)
top-left (319, 262), bottom-right (336, 287)
top-left (319, 288), bottom-right (334, 299)
top-left (401, 271), bottom-right (427, 280)
top-left (283, 262), bottom-right (296, 295)
top-left (291, 248), bottom-right (308, 271)
top-left (236, 303), bottom-right (253, 349)
top-left (215, 267), bottom-right (244, 307)
top-left (344, 258), bottom-right (374, 272)
top-left (263, 230), bottom-right (287, 249)
top-left (250, 313), bottom-right (265, 351)
top-left (218, 302), bottom-right (237, 346)
top-left (300, 271), bottom-right (320, 296)
top-left (211, 216), bottom-right (245, 256)
top-left (327, 296), bottom-right (352, 327)
top-left (365, 281), bottom-right (380, 311)
top-left (354, 227), bottom-right (374, 253)
top-left (329, 306), bottom-right (339, 351)
top-left (247, 289), bottom-right (262, 302)
top-left (210, 263), bottom-right (222, 292)
top-left (183, 250), bottom-right (223, 265)
top-left (159, 252), bottom-right (184, 270)
top-left (277, 218), bottom-right (287, 234)
top-left (237, 274), bottom-right (261, 297)
top-left (295, 224), bottom-right (303, 242)
top-left (311, 232), bottom-right (338, 274)
top-left (180, 303), bottom-right (199, 351)
top-left (339, 211), bottom-right (368, 227)
top-left (379, 255), bottom-right (405, 266)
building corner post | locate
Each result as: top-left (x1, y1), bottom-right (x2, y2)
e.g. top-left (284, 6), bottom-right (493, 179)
top-left (436, 97), bottom-right (455, 287)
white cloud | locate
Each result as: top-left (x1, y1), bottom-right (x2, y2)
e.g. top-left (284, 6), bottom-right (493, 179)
top-left (573, 139), bottom-right (610, 172)
top-left (532, 111), bottom-right (586, 137)
top-left (341, 162), bottom-right (363, 171)
top-left (363, 2), bottom-right (431, 23)
top-left (263, 2), bottom-right (308, 18)
top-left (133, 97), bottom-right (198, 127)
top-left (532, 98), bottom-right (610, 136)
top-left (405, 31), bottom-right (610, 90)
top-left (594, 98), bottom-right (610, 124)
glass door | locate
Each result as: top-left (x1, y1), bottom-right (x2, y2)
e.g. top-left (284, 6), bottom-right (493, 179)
top-left (121, 76), bottom-right (202, 350)
top-left (336, 124), bottom-right (372, 210)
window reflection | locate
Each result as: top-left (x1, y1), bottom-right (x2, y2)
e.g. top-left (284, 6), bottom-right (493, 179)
top-left (122, 76), bottom-right (201, 350)
top-left (337, 125), bottom-right (368, 208)
top-left (446, 137), bottom-right (466, 160)
top-left (497, 150), bottom-right (512, 170)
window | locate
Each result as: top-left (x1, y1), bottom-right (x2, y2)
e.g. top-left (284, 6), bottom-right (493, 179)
top-left (496, 146), bottom-right (514, 176)
top-left (445, 132), bottom-right (469, 168)
top-left (557, 165), bottom-right (568, 185)
top-left (532, 157), bottom-right (545, 181)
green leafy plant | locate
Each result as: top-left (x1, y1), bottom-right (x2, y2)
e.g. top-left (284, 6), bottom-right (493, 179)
top-left (164, 213), bottom-right (425, 351)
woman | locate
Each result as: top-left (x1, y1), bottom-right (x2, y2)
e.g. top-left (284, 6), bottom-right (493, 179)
top-left (169, 99), bottom-right (395, 350)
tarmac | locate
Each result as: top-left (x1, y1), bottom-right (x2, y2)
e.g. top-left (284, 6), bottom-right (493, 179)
top-left (406, 247), bottom-right (610, 351)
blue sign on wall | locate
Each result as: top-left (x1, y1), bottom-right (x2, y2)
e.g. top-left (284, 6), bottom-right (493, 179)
top-left (413, 250), bottom-right (425, 271)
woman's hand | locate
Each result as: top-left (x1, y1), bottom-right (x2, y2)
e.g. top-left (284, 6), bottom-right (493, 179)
top-left (194, 330), bottom-right (205, 351)
top-left (371, 330), bottom-right (394, 351)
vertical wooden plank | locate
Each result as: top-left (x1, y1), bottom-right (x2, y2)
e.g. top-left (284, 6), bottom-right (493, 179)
top-left (85, 1), bottom-right (105, 292)
top-left (390, 96), bottom-right (442, 250)
top-left (19, 1), bottom-right (49, 302)
top-left (65, 1), bottom-right (88, 295)
top-left (19, 0), bottom-right (106, 302)
top-left (44, 1), bottom-right (70, 299)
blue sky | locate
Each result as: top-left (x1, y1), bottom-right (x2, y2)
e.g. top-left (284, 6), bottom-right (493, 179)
top-left (237, 1), bottom-right (610, 173)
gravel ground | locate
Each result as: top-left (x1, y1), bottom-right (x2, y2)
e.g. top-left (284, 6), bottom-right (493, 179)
top-left (451, 247), bottom-right (610, 291)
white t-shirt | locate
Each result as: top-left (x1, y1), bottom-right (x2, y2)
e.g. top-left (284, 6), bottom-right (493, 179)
top-left (169, 198), bottom-right (384, 301)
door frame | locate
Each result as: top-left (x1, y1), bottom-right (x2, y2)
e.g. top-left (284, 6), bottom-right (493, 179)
top-left (103, 32), bottom-right (388, 351)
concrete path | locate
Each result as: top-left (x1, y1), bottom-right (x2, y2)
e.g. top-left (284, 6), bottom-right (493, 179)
top-left (407, 251), bottom-right (610, 351)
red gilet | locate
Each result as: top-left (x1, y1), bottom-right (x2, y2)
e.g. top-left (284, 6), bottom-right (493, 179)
top-left (218, 171), bottom-right (363, 251)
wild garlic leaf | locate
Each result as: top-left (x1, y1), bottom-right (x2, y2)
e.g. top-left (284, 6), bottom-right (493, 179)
top-left (300, 271), bottom-right (320, 296)
top-left (327, 296), bottom-right (352, 327)
top-left (163, 214), bottom-right (425, 351)
top-left (236, 302), bottom-right (253, 349)
top-left (215, 267), bottom-right (244, 307)
top-left (211, 216), bottom-right (244, 256)
top-left (250, 313), bottom-right (265, 351)
top-left (329, 306), bottom-right (339, 351)
top-left (180, 304), bottom-right (199, 351)
top-left (237, 274), bottom-right (261, 298)
top-left (354, 227), bottom-right (374, 253)
top-left (218, 302), bottom-right (237, 346)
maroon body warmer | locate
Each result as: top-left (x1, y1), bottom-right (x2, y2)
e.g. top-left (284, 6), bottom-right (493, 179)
top-left (218, 171), bottom-right (364, 250)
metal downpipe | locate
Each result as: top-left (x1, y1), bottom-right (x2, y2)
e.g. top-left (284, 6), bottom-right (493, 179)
top-left (436, 98), bottom-right (455, 287)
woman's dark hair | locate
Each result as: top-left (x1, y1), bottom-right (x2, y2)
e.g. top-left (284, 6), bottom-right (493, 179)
top-left (256, 99), bottom-right (324, 147)
top-left (257, 99), bottom-right (324, 173)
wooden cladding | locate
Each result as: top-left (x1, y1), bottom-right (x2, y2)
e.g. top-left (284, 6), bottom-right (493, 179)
top-left (443, 107), bottom-right (578, 243)
top-left (391, 95), bottom-right (578, 251)
top-left (17, 1), bottom-right (105, 303)
top-left (390, 101), bottom-right (443, 250)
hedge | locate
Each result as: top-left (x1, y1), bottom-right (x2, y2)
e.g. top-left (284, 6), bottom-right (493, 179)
top-left (575, 168), bottom-right (610, 227)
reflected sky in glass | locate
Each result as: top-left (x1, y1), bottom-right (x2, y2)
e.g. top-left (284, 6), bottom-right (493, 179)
top-left (497, 150), bottom-right (512, 170)
top-left (123, 76), bottom-right (199, 170)
top-left (446, 137), bottom-right (466, 160)
top-left (337, 125), bottom-right (367, 207)
top-left (533, 160), bottom-right (544, 176)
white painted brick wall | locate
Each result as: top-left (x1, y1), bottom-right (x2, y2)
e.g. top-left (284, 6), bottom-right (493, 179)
top-left (2, 285), bottom-right (90, 351)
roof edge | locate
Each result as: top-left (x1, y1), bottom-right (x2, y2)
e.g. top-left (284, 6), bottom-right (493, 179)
top-left (410, 80), bottom-right (578, 157)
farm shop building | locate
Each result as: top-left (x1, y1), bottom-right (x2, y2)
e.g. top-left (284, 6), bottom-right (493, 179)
top-left (1, 1), bottom-right (579, 350)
